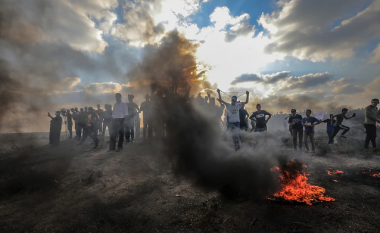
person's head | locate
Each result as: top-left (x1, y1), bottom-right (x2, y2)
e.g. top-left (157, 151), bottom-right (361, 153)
top-left (256, 104), bottom-right (261, 111)
top-left (128, 94), bottom-right (134, 103)
top-left (197, 93), bottom-right (201, 97)
top-left (55, 111), bottom-right (60, 116)
top-left (240, 104), bottom-right (245, 110)
top-left (231, 96), bottom-right (237, 104)
top-left (71, 108), bottom-right (75, 113)
top-left (342, 108), bottom-right (348, 114)
top-left (75, 107), bottom-right (78, 112)
top-left (67, 109), bottom-right (70, 113)
top-left (104, 104), bottom-right (107, 109)
top-left (80, 108), bottom-right (84, 113)
top-left (97, 104), bottom-right (100, 109)
top-left (88, 107), bottom-right (94, 112)
top-left (84, 107), bottom-right (88, 112)
top-left (291, 109), bottom-right (296, 115)
top-left (145, 94), bottom-right (150, 101)
top-left (371, 98), bottom-right (379, 107)
top-left (306, 109), bottom-right (312, 117)
top-left (205, 96), bottom-right (209, 101)
top-left (115, 93), bottom-right (122, 103)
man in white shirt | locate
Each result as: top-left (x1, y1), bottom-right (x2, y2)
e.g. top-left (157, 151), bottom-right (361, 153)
top-left (217, 89), bottom-right (249, 129)
top-left (109, 93), bottom-right (129, 152)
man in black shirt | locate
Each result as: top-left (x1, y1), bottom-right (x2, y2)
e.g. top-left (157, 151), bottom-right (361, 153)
top-left (250, 104), bottom-right (272, 132)
top-left (239, 104), bottom-right (249, 131)
top-left (328, 108), bottom-right (355, 144)
top-left (288, 109), bottom-right (303, 150)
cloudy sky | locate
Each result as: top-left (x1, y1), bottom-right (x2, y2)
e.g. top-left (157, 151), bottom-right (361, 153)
top-left (1, 0), bottom-right (380, 131)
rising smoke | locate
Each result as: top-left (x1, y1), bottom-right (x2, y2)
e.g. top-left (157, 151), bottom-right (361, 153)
top-left (127, 31), bottom-right (284, 198)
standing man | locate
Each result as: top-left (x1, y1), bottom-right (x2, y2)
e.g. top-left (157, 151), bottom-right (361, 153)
top-left (96, 104), bottom-right (104, 135)
top-left (102, 104), bottom-right (113, 139)
top-left (302, 109), bottom-right (321, 153)
top-left (328, 108), bottom-right (355, 144)
top-left (110, 93), bottom-right (128, 152)
top-left (288, 109), bottom-right (303, 150)
top-left (48, 111), bottom-right (62, 147)
top-left (126, 94), bottom-right (140, 143)
top-left (77, 108), bottom-right (87, 141)
top-left (217, 89), bottom-right (249, 149)
top-left (239, 104), bottom-right (249, 131)
top-left (250, 104), bottom-right (272, 132)
top-left (140, 94), bottom-right (152, 140)
top-left (364, 99), bottom-right (380, 151)
top-left (78, 107), bottom-right (100, 149)
top-left (66, 109), bottom-right (73, 139)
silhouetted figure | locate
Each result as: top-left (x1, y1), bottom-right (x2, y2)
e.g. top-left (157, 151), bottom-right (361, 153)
top-left (66, 109), bottom-right (73, 139)
top-left (48, 111), bottom-right (62, 147)
top-left (102, 104), bottom-right (112, 138)
top-left (78, 107), bottom-right (100, 149)
top-left (96, 104), bottom-right (104, 135)
top-left (364, 99), bottom-right (380, 151)
top-left (77, 108), bottom-right (87, 141)
top-left (126, 94), bottom-right (140, 143)
top-left (140, 94), bottom-right (153, 139)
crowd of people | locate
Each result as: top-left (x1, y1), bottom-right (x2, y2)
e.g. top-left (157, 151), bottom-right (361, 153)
top-left (48, 89), bottom-right (380, 154)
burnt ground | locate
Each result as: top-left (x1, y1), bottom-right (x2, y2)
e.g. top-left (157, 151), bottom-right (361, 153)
top-left (1, 133), bottom-right (380, 233)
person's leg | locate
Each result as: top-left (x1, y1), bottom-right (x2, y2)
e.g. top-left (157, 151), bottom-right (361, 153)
top-left (368, 124), bottom-right (377, 149)
top-left (304, 133), bottom-right (309, 151)
top-left (68, 124), bottom-right (72, 138)
top-left (299, 129), bottom-right (303, 149)
top-left (109, 121), bottom-right (117, 150)
top-left (292, 129), bottom-right (298, 149)
top-left (340, 125), bottom-right (350, 136)
top-left (130, 120), bottom-right (135, 141)
top-left (79, 127), bottom-right (89, 144)
top-left (118, 121), bottom-right (124, 148)
top-left (329, 126), bottom-right (340, 144)
top-left (143, 117), bottom-right (147, 139)
top-left (310, 133), bottom-right (315, 152)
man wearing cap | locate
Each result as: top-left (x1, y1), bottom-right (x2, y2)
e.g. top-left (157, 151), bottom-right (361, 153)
top-left (250, 104), bottom-right (272, 132)
top-left (217, 89), bottom-right (249, 144)
top-left (288, 109), bottom-right (303, 150)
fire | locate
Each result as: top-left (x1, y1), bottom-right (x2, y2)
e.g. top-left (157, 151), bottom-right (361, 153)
top-left (326, 170), bottom-right (344, 175)
top-left (371, 173), bottom-right (380, 177)
top-left (270, 159), bottom-right (335, 205)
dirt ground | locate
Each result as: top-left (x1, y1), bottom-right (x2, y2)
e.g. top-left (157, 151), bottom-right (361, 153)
top-left (1, 133), bottom-right (380, 233)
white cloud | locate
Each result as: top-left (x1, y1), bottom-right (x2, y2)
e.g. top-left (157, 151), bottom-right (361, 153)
top-left (111, 0), bottom-right (203, 47)
top-left (259, 0), bottom-right (380, 61)
top-left (1, 0), bottom-right (117, 53)
top-left (332, 84), bottom-right (364, 94)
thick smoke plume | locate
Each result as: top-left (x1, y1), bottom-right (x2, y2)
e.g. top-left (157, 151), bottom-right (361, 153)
top-left (128, 31), bottom-right (283, 197)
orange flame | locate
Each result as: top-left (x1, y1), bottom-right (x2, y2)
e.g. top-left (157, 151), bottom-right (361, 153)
top-left (326, 170), bottom-right (344, 175)
top-left (270, 159), bottom-right (335, 205)
top-left (371, 173), bottom-right (380, 177)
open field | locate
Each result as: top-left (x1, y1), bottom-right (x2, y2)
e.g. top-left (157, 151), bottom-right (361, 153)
top-left (0, 132), bottom-right (380, 233)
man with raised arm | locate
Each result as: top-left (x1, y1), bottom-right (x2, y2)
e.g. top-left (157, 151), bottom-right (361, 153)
top-left (217, 89), bottom-right (249, 130)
